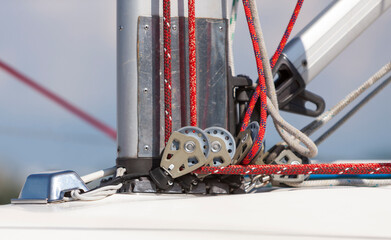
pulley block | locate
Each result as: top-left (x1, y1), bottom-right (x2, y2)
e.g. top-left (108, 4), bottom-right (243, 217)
top-left (160, 127), bottom-right (210, 178)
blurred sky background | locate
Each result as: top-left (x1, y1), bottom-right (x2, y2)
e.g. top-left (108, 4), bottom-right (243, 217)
top-left (0, 1), bottom-right (390, 202)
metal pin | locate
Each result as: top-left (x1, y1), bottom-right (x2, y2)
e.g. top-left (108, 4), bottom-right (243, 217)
top-left (184, 141), bottom-right (196, 153)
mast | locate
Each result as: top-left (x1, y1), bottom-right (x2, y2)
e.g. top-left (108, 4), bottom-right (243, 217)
top-left (116, 1), bottom-right (231, 173)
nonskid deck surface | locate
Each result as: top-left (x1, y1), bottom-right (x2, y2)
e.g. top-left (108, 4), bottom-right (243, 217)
top-left (1, 186), bottom-right (391, 239)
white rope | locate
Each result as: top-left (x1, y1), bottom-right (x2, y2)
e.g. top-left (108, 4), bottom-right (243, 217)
top-left (115, 167), bottom-right (127, 178)
top-left (66, 166), bottom-right (126, 201)
top-left (301, 61), bottom-right (391, 137)
top-left (248, 0), bottom-right (318, 158)
top-left (68, 183), bottom-right (123, 201)
top-left (288, 179), bottom-right (391, 188)
top-left (247, 0), bottom-right (391, 158)
top-left (228, 0), bottom-right (239, 75)
top-left (315, 75), bottom-right (391, 145)
top-left (80, 166), bottom-right (116, 184)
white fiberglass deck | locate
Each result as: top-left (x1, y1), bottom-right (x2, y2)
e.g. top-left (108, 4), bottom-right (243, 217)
top-left (1, 186), bottom-right (391, 240)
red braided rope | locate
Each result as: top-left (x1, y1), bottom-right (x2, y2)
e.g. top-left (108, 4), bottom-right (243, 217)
top-left (194, 163), bottom-right (391, 175)
top-left (240, 0), bottom-right (267, 164)
top-left (240, 0), bottom-right (304, 164)
top-left (163, 0), bottom-right (173, 144)
top-left (0, 59), bottom-right (117, 140)
top-left (189, 0), bottom-right (197, 126)
top-left (271, 0), bottom-right (304, 68)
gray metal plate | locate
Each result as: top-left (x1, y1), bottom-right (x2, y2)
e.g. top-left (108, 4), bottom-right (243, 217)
top-left (138, 16), bottom-right (228, 157)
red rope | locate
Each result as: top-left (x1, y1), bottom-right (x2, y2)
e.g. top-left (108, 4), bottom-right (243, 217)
top-left (271, 0), bottom-right (304, 68)
top-left (240, 0), bottom-right (267, 164)
top-left (194, 163), bottom-right (391, 175)
top-left (240, 0), bottom-right (304, 164)
top-left (163, 0), bottom-right (173, 144)
top-left (0, 59), bottom-right (117, 140)
top-left (188, 0), bottom-right (197, 126)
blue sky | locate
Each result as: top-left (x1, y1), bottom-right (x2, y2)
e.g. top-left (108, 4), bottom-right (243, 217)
top-left (0, 1), bottom-right (390, 184)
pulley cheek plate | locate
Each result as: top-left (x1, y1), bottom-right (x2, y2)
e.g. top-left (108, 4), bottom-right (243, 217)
top-left (232, 129), bottom-right (253, 165)
top-left (205, 135), bottom-right (231, 167)
top-left (161, 132), bottom-right (208, 178)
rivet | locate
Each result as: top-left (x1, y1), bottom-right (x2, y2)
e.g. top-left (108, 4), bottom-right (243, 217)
top-left (144, 145), bottom-right (150, 152)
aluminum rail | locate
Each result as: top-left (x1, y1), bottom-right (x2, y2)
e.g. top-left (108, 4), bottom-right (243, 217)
top-left (283, 0), bottom-right (391, 85)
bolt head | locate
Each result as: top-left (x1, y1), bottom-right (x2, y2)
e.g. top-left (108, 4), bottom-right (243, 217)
top-left (211, 141), bottom-right (222, 153)
top-left (184, 141), bottom-right (196, 153)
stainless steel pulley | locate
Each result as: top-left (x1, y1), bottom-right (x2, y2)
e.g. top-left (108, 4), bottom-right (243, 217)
top-left (204, 126), bottom-right (236, 167)
top-left (160, 126), bottom-right (211, 178)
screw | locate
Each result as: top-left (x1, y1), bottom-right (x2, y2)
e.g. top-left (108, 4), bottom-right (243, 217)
top-left (119, 25), bottom-right (124, 31)
top-left (184, 141), bottom-right (196, 153)
top-left (144, 145), bottom-right (150, 152)
top-left (172, 25), bottom-right (177, 31)
top-left (219, 26), bottom-right (223, 32)
top-left (143, 88), bottom-right (148, 93)
top-left (211, 141), bottom-right (222, 153)
top-left (302, 59), bottom-right (308, 68)
top-left (192, 180), bottom-right (198, 186)
top-left (144, 25), bottom-right (149, 30)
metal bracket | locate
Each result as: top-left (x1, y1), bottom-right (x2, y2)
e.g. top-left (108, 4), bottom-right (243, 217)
top-left (137, 16), bottom-right (228, 159)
